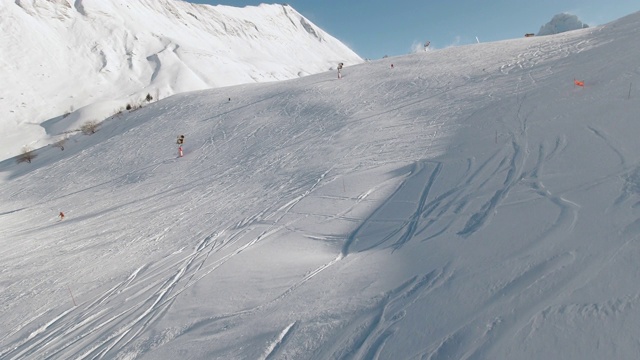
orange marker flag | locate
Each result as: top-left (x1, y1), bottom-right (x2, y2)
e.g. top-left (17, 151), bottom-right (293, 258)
top-left (574, 79), bottom-right (585, 87)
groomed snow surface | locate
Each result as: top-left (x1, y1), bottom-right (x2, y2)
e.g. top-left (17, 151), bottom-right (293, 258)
top-left (2, 10), bottom-right (640, 360)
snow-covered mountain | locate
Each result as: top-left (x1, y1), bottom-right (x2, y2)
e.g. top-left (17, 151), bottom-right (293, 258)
top-left (2, 8), bottom-right (640, 360)
top-left (0, 0), bottom-right (362, 161)
top-left (538, 13), bottom-right (589, 36)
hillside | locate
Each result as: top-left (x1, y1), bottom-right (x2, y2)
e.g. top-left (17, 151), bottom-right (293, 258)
top-left (0, 0), bottom-right (362, 160)
top-left (1, 10), bottom-right (640, 360)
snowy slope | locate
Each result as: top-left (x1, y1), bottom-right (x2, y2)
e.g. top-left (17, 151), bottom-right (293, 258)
top-left (2, 10), bottom-right (640, 360)
top-left (0, 0), bottom-right (362, 161)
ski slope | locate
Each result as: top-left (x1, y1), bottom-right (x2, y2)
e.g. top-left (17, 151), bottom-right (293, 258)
top-left (2, 10), bottom-right (640, 360)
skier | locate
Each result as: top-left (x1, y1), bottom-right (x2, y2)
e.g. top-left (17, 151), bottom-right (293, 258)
top-left (337, 62), bottom-right (344, 79)
top-left (424, 41), bottom-right (430, 51)
top-left (177, 135), bottom-right (185, 157)
top-left (59, 211), bottom-right (65, 220)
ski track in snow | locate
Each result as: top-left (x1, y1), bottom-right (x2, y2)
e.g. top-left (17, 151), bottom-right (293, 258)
top-left (3, 80), bottom-right (532, 358)
top-left (320, 266), bottom-right (454, 360)
top-left (0, 154), bottom-right (415, 359)
top-left (261, 321), bottom-right (297, 360)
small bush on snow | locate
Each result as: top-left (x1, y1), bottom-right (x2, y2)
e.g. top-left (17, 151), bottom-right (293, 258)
top-left (16, 146), bottom-right (37, 164)
top-left (80, 120), bottom-right (99, 135)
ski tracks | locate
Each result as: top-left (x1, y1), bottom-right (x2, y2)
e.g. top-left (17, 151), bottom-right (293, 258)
top-left (0, 129), bottom-right (577, 359)
top-left (1, 165), bottom-right (345, 359)
top-left (341, 149), bottom-right (525, 252)
top-left (339, 160), bottom-right (449, 255)
top-left (316, 266), bottom-right (453, 360)
top-left (0, 228), bottom-right (246, 359)
top-left (419, 252), bottom-right (577, 360)
top-left (261, 321), bottom-right (297, 360)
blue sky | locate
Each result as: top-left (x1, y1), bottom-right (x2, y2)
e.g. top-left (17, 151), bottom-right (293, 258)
top-left (189, 0), bottom-right (640, 59)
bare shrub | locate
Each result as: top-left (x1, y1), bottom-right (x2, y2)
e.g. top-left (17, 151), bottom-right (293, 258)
top-left (16, 146), bottom-right (37, 164)
top-left (80, 120), bottom-right (99, 135)
top-left (52, 137), bottom-right (67, 151)
top-left (129, 102), bottom-right (142, 111)
top-left (126, 96), bottom-right (150, 111)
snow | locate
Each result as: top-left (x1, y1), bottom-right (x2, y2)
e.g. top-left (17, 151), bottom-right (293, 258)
top-left (0, 0), bottom-right (361, 161)
top-left (2, 6), bottom-right (640, 360)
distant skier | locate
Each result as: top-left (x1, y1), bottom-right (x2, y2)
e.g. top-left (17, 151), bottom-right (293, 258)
top-left (177, 135), bottom-right (185, 157)
top-left (424, 41), bottom-right (430, 51)
top-left (58, 211), bottom-right (65, 220)
top-left (391, 64), bottom-right (394, 69)
top-left (337, 62), bottom-right (344, 79)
